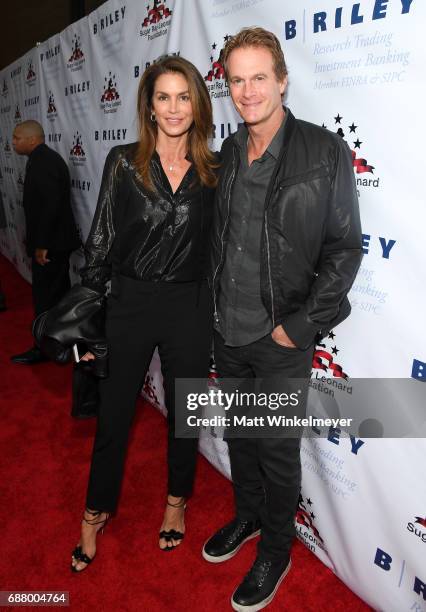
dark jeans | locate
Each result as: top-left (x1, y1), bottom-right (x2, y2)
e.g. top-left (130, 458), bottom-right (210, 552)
top-left (214, 330), bottom-right (314, 562)
top-left (86, 276), bottom-right (213, 513)
top-left (31, 251), bottom-right (71, 316)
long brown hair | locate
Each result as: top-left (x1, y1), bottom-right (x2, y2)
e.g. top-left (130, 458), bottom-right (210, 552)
top-left (135, 56), bottom-right (218, 192)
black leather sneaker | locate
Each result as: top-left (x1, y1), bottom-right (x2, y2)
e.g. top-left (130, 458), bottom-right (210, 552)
top-left (231, 555), bottom-right (292, 611)
top-left (202, 518), bottom-right (261, 563)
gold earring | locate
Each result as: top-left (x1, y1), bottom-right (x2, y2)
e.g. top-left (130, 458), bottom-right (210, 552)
top-left (150, 111), bottom-right (156, 122)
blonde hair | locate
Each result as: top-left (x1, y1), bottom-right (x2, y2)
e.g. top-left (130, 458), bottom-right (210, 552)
top-left (220, 27), bottom-right (288, 81)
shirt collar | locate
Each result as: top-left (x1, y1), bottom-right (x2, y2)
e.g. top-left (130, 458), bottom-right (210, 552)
top-left (267, 111), bottom-right (287, 159)
top-left (234, 108), bottom-right (288, 161)
top-left (28, 142), bottom-right (45, 159)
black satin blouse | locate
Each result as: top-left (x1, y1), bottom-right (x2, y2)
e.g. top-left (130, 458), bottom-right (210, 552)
top-left (80, 143), bottom-right (216, 292)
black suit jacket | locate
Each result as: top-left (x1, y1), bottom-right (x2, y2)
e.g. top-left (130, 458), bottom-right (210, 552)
top-left (23, 143), bottom-right (81, 256)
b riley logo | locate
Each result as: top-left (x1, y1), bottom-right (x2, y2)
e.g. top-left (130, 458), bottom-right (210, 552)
top-left (140, 0), bottom-right (173, 41)
top-left (46, 91), bottom-right (58, 121)
top-left (100, 72), bottom-right (121, 114)
top-left (204, 38), bottom-right (231, 101)
top-left (67, 34), bottom-right (85, 72)
top-left (411, 359), bottom-right (425, 381)
top-left (69, 132), bottom-right (86, 166)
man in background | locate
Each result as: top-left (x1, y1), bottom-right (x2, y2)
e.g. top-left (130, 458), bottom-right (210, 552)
top-left (11, 120), bottom-right (80, 364)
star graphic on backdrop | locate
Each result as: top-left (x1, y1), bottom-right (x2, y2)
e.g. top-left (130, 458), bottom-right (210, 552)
top-left (321, 123), bottom-right (327, 128)
top-left (298, 494), bottom-right (304, 505)
top-left (349, 122), bottom-right (357, 133)
top-left (334, 114), bottom-right (342, 123)
top-left (210, 56), bottom-right (213, 62)
top-left (307, 498), bottom-right (313, 506)
top-left (212, 42), bottom-right (217, 50)
top-left (146, 4), bottom-right (150, 10)
top-left (224, 34), bottom-right (230, 42)
top-left (354, 138), bottom-right (362, 149)
top-left (310, 512), bottom-right (316, 520)
top-left (332, 346), bottom-right (339, 355)
top-left (328, 331), bottom-right (335, 340)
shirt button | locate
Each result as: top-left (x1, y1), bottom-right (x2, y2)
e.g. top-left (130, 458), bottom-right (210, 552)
top-left (237, 246), bottom-right (242, 251)
top-left (231, 278), bottom-right (235, 283)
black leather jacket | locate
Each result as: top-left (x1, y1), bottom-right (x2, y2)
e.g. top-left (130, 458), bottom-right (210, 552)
top-left (211, 109), bottom-right (363, 349)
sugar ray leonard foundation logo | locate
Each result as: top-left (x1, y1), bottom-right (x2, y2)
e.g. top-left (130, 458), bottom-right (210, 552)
top-left (2, 79), bottom-right (8, 97)
top-left (17, 172), bottom-right (24, 192)
top-left (14, 105), bottom-right (22, 122)
top-left (26, 60), bottom-right (36, 86)
top-left (296, 494), bottom-right (327, 554)
top-left (100, 72), bottom-right (121, 114)
top-left (322, 113), bottom-right (379, 192)
top-left (204, 38), bottom-right (231, 101)
top-left (407, 514), bottom-right (426, 544)
top-left (140, 0), bottom-right (173, 41)
top-left (69, 132), bottom-right (87, 166)
top-left (67, 34), bottom-right (85, 72)
top-left (312, 329), bottom-right (348, 382)
top-left (4, 139), bottom-right (11, 155)
top-left (143, 373), bottom-right (161, 407)
top-left (47, 91), bottom-right (58, 121)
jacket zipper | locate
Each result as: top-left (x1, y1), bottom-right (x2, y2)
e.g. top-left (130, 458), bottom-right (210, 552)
top-left (212, 147), bottom-right (237, 324)
top-left (264, 208), bottom-right (275, 327)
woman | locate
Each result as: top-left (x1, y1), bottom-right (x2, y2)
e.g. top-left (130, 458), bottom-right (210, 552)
top-left (71, 56), bottom-right (218, 571)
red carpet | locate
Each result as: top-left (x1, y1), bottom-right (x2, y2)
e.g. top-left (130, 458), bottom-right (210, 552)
top-left (0, 254), bottom-right (371, 611)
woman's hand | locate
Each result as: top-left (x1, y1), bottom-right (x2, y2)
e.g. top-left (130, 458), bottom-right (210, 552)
top-left (81, 351), bottom-right (95, 361)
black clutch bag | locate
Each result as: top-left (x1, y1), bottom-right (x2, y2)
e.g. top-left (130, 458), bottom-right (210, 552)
top-left (32, 284), bottom-right (108, 378)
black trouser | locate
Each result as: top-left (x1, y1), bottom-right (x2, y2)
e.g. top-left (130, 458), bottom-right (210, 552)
top-left (31, 251), bottom-right (71, 316)
top-left (86, 276), bottom-right (213, 513)
top-left (214, 330), bottom-right (314, 562)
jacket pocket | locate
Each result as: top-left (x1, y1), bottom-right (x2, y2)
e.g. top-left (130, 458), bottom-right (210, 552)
top-left (279, 165), bottom-right (329, 188)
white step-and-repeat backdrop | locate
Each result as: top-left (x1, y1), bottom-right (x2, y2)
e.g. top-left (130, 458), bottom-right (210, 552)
top-left (1, 1), bottom-right (425, 610)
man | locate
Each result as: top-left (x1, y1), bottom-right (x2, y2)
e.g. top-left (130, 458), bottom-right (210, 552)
top-left (11, 120), bottom-right (80, 364)
top-left (203, 28), bottom-right (363, 611)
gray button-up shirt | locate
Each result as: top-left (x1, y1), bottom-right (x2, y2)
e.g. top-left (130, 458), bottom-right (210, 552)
top-left (217, 114), bottom-right (287, 346)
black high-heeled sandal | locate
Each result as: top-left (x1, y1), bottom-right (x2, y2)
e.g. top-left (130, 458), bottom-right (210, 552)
top-left (159, 497), bottom-right (186, 552)
top-left (71, 508), bottom-right (110, 572)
